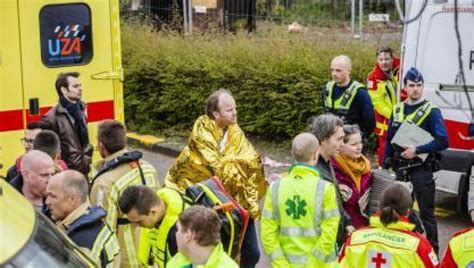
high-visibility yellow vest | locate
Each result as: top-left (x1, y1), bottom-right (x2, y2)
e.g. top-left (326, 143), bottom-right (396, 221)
top-left (369, 79), bottom-right (397, 136)
top-left (447, 228), bottom-right (474, 267)
top-left (340, 216), bottom-right (439, 267)
top-left (261, 163), bottom-right (340, 267)
top-left (104, 161), bottom-right (157, 267)
top-left (166, 243), bottom-right (238, 268)
top-left (324, 80), bottom-right (364, 121)
top-left (138, 188), bottom-right (188, 267)
top-left (392, 101), bottom-right (434, 126)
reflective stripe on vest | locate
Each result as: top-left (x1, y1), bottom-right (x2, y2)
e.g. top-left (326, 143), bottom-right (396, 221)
top-left (313, 247), bottom-right (337, 262)
top-left (272, 178), bottom-right (327, 239)
top-left (90, 225), bottom-right (119, 265)
top-left (376, 121), bottom-right (389, 131)
top-left (105, 162), bottom-right (156, 267)
top-left (325, 80), bottom-right (364, 112)
top-left (280, 226), bottom-right (319, 237)
top-left (262, 208), bottom-right (273, 220)
top-left (271, 179), bottom-right (282, 223)
top-left (271, 169), bottom-right (335, 265)
top-left (287, 254), bottom-right (308, 264)
top-left (312, 179), bottom-right (326, 236)
top-left (268, 249), bottom-right (284, 261)
top-left (393, 101), bottom-right (434, 126)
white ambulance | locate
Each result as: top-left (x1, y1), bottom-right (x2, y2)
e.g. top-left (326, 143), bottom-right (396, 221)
top-left (402, 0), bottom-right (473, 211)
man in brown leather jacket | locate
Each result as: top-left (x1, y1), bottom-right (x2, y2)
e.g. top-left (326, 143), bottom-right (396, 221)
top-left (41, 72), bottom-right (93, 175)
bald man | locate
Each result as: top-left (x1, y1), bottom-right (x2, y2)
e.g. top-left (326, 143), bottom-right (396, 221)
top-left (10, 150), bottom-right (54, 215)
top-left (324, 55), bottom-right (375, 136)
top-left (46, 170), bottom-right (119, 267)
top-left (261, 133), bottom-right (340, 267)
top-left (165, 89), bottom-right (265, 266)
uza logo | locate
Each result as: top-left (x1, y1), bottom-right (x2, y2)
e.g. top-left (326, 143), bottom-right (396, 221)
top-left (48, 24), bottom-right (86, 57)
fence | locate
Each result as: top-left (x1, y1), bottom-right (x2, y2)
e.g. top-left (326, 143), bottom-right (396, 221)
top-left (121, 0), bottom-right (404, 38)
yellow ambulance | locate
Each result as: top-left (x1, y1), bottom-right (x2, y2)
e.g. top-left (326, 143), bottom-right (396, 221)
top-left (0, 0), bottom-right (124, 176)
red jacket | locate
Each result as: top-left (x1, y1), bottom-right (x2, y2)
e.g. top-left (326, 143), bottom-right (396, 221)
top-left (331, 156), bottom-right (372, 229)
top-left (339, 215), bottom-right (439, 267)
top-left (367, 58), bottom-right (405, 136)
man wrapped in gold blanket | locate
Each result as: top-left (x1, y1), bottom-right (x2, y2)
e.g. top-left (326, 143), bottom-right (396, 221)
top-left (165, 89), bottom-right (266, 266)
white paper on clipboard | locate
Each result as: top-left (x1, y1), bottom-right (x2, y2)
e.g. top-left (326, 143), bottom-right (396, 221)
top-left (391, 120), bottom-right (434, 161)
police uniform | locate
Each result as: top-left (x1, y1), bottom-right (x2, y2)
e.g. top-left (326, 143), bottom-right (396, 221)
top-left (261, 163), bottom-right (340, 267)
top-left (324, 80), bottom-right (376, 136)
top-left (383, 67), bottom-right (449, 253)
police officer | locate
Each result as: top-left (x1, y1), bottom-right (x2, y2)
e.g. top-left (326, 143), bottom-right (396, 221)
top-left (383, 67), bottom-right (449, 254)
top-left (441, 227), bottom-right (474, 267)
top-left (261, 133), bottom-right (340, 267)
top-left (324, 55), bottom-right (375, 136)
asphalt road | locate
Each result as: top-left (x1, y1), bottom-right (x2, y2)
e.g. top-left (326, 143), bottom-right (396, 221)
top-left (133, 146), bottom-right (471, 266)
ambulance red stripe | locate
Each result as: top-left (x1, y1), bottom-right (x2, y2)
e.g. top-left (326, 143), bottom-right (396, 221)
top-left (0, 100), bottom-right (114, 132)
top-left (444, 119), bottom-right (474, 150)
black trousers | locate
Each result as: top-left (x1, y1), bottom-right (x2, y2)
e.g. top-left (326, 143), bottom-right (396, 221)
top-left (410, 167), bottom-right (439, 254)
top-left (239, 219), bottom-right (260, 267)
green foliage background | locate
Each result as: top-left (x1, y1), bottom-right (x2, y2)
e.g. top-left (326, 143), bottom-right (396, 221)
top-left (122, 24), bottom-right (394, 140)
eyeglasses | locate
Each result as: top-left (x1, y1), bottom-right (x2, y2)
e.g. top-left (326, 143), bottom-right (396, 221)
top-left (21, 138), bottom-right (35, 146)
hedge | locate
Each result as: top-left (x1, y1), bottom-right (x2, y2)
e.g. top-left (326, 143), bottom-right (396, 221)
top-left (122, 23), bottom-right (398, 140)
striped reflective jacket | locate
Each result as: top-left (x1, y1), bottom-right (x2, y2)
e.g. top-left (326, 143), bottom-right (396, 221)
top-left (90, 149), bottom-right (159, 267)
top-left (261, 163), bottom-right (340, 267)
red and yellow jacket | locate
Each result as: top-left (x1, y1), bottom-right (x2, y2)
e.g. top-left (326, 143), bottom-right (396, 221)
top-left (367, 58), bottom-right (404, 136)
top-left (441, 227), bottom-right (474, 268)
top-left (339, 215), bottom-right (439, 267)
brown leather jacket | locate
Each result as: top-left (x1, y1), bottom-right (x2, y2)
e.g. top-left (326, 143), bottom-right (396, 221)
top-left (41, 101), bottom-right (93, 175)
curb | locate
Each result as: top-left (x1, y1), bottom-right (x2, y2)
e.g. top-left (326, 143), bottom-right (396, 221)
top-left (127, 132), bottom-right (182, 158)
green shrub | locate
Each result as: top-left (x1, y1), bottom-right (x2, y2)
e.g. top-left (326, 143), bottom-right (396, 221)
top-left (122, 23), bottom-right (398, 140)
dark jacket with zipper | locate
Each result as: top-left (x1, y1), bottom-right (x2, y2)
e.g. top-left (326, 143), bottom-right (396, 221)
top-left (41, 101), bottom-right (92, 175)
top-left (315, 157), bottom-right (352, 248)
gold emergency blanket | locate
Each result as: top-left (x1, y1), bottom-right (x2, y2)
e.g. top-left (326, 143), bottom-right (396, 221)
top-left (165, 115), bottom-right (266, 218)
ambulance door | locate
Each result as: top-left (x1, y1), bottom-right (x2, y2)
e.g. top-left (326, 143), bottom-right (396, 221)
top-left (17, 0), bottom-right (123, 163)
top-left (0, 1), bottom-right (25, 176)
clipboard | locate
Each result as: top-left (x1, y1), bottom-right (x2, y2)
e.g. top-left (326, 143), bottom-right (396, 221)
top-left (391, 121), bottom-right (434, 161)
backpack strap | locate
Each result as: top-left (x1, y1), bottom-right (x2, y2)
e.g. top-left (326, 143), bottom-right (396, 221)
top-left (91, 151), bottom-right (145, 187)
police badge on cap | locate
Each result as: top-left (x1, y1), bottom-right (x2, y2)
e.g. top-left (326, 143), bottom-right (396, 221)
top-left (403, 67), bottom-right (424, 84)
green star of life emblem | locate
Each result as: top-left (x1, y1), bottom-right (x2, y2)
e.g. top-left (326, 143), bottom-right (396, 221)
top-left (285, 195), bottom-right (307, 220)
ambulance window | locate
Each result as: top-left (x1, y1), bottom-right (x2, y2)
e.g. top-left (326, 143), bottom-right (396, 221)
top-left (39, 4), bottom-right (93, 67)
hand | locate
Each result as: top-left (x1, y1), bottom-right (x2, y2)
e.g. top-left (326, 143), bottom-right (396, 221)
top-left (470, 210), bottom-right (474, 224)
top-left (338, 184), bottom-right (353, 203)
top-left (401, 145), bottom-right (417, 159)
top-left (346, 225), bottom-right (355, 235)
